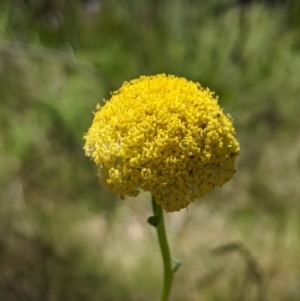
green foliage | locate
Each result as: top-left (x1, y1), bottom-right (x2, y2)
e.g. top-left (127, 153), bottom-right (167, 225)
top-left (0, 205), bottom-right (129, 301)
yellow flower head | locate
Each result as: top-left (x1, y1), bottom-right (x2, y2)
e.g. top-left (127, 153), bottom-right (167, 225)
top-left (84, 74), bottom-right (240, 212)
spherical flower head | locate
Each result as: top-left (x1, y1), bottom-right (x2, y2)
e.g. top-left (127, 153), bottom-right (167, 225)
top-left (84, 74), bottom-right (240, 212)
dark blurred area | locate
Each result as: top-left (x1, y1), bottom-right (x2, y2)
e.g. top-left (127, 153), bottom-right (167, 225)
top-left (1, 0), bottom-right (300, 300)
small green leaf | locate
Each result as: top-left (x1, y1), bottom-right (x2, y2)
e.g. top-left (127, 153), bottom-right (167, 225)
top-left (171, 257), bottom-right (181, 273)
top-left (147, 215), bottom-right (160, 227)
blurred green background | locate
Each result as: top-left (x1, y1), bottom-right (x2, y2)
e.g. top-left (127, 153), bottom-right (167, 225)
top-left (1, 0), bottom-right (300, 300)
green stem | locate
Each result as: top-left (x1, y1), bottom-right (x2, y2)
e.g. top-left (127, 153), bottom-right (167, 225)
top-left (151, 196), bottom-right (173, 301)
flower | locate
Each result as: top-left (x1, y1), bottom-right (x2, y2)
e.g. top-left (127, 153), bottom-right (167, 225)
top-left (84, 74), bottom-right (240, 212)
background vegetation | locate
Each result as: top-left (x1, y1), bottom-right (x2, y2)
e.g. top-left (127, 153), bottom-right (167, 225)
top-left (1, 0), bottom-right (300, 300)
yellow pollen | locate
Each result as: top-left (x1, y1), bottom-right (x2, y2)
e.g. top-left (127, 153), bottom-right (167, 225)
top-left (83, 74), bottom-right (240, 212)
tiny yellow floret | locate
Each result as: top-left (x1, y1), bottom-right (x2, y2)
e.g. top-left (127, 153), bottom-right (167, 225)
top-left (84, 74), bottom-right (240, 212)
